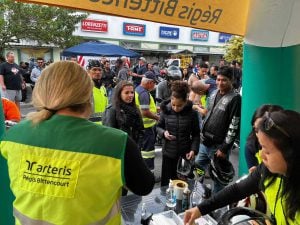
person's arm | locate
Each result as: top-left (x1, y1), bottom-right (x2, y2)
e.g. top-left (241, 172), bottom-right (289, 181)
top-left (124, 137), bottom-right (155, 195)
top-left (30, 69), bottom-right (38, 83)
top-left (0, 64), bottom-right (6, 91)
top-left (218, 95), bottom-right (241, 155)
top-left (4, 100), bottom-right (21, 122)
top-left (0, 75), bottom-right (5, 91)
top-left (184, 164), bottom-right (263, 224)
top-left (156, 112), bottom-right (166, 138)
top-left (139, 91), bottom-right (159, 121)
top-left (190, 110), bottom-right (200, 154)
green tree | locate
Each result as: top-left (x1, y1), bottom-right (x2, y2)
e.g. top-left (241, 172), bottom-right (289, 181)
top-left (0, 0), bottom-right (88, 56)
top-left (223, 36), bottom-right (244, 64)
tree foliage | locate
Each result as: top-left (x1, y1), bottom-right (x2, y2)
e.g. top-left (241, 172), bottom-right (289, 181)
top-left (0, 0), bottom-right (88, 55)
top-left (223, 36), bottom-right (244, 64)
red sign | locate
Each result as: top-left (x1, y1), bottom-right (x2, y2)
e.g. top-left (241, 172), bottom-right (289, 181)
top-left (123, 23), bottom-right (146, 36)
top-left (81, 19), bottom-right (108, 33)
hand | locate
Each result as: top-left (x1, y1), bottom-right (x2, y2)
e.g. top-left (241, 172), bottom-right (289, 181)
top-left (249, 166), bottom-right (257, 173)
top-left (164, 130), bottom-right (176, 141)
top-left (215, 149), bottom-right (226, 158)
top-left (2, 85), bottom-right (6, 91)
top-left (184, 207), bottom-right (201, 225)
top-left (186, 151), bottom-right (195, 160)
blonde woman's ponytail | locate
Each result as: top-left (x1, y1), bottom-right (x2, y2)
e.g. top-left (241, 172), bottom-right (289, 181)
top-left (27, 61), bottom-right (93, 124)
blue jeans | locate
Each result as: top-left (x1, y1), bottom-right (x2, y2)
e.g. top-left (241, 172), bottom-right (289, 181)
top-left (195, 144), bottom-right (226, 194)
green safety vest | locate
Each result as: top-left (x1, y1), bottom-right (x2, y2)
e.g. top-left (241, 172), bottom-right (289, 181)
top-left (264, 177), bottom-right (300, 225)
top-left (91, 86), bottom-right (108, 124)
top-left (135, 91), bottom-right (157, 128)
top-left (0, 115), bottom-right (127, 225)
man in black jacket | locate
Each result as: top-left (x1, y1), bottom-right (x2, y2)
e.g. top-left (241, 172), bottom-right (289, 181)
top-left (195, 66), bottom-right (241, 193)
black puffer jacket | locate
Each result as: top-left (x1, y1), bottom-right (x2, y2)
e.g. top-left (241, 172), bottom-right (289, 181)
top-left (157, 100), bottom-right (200, 159)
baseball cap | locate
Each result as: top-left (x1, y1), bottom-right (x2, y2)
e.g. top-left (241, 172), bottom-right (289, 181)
top-left (144, 71), bottom-right (158, 83)
top-left (139, 57), bottom-right (146, 62)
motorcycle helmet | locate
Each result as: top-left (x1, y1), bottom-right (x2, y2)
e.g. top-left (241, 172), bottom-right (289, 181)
top-left (166, 66), bottom-right (182, 81)
top-left (218, 207), bottom-right (275, 225)
top-left (177, 157), bottom-right (193, 181)
top-left (208, 155), bottom-right (235, 186)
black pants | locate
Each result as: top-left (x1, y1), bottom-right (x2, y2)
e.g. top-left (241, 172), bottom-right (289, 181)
top-left (161, 155), bottom-right (178, 187)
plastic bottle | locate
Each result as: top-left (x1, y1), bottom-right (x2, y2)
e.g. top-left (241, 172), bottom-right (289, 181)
top-left (166, 180), bottom-right (176, 208)
top-left (190, 180), bottom-right (202, 207)
top-left (182, 187), bottom-right (190, 211)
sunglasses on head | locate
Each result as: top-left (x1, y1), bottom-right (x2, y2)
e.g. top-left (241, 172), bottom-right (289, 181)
top-left (263, 112), bottom-right (290, 138)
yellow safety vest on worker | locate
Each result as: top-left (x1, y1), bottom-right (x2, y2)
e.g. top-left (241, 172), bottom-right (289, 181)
top-left (91, 86), bottom-right (108, 123)
top-left (135, 91), bottom-right (157, 128)
top-left (0, 115), bottom-right (127, 225)
top-left (264, 177), bottom-right (300, 225)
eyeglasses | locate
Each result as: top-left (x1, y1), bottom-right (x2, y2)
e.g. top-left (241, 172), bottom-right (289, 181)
top-left (264, 112), bottom-right (290, 138)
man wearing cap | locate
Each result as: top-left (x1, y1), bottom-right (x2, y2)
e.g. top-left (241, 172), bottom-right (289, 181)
top-left (135, 71), bottom-right (159, 172)
top-left (195, 66), bottom-right (241, 193)
top-left (86, 60), bottom-right (108, 123)
top-left (133, 57), bottom-right (147, 87)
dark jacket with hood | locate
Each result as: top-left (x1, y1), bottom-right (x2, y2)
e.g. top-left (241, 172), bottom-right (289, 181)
top-left (157, 100), bottom-right (200, 159)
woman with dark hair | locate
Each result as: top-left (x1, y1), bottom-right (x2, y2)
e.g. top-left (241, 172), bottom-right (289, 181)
top-left (157, 80), bottom-right (200, 186)
top-left (184, 109), bottom-right (300, 225)
top-left (245, 104), bottom-right (283, 172)
top-left (103, 81), bottom-right (144, 144)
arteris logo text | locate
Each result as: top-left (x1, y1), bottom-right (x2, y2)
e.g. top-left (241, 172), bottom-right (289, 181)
top-left (25, 160), bottom-right (72, 176)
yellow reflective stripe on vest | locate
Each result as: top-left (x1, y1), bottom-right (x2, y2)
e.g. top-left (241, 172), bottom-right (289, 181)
top-left (264, 177), bottom-right (300, 225)
top-left (93, 86), bottom-right (108, 114)
top-left (141, 150), bottom-right (155, 159)
top-left (135, 91), bottom-right (157, 128)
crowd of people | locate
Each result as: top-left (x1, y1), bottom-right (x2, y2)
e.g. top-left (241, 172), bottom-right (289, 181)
top-left (0, 53), bottom-right (299, 225)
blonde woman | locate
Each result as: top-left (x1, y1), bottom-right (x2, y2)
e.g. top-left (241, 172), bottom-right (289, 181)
top-left (0, 61), bottom-right (154, 225)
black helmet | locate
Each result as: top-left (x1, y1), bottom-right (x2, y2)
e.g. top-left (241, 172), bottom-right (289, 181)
top-left (218, 207), bottom-right (275, 225)
top-left (209, 155), bottom-right (235, 186)
top-left (87, 59), bottom-right (101, 70)
top-left (166, 66), bottom-right (182, 81)
top-left (177, 157), bottom-right (193, 181)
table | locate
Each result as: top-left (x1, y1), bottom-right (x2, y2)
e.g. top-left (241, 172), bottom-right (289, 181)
top-left (121, 181), bottom-right (227, 224)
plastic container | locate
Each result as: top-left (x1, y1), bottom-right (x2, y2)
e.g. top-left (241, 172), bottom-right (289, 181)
top-left (150, 210), bottom-right (183, 225)
top-left (178, 212), bottom-right (218, 225)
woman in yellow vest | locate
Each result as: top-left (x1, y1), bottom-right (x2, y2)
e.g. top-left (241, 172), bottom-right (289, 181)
top-left (0, 61), bottom-right (154, 225)
top-left (87, 60), bottom-right (108, 123)
top-left (184, 109), bottom-right (300, 225)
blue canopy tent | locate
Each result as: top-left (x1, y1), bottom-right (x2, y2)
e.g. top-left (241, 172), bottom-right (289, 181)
top-left (62, 41), bottom-right (140, 58)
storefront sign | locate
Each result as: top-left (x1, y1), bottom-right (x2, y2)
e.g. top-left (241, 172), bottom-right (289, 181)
top-left (191, 30), bottom-right (209, 41)
top-left (123, 23), bottom-right (146, 36)
top-left (81, 19), bottom-right (108, 33)
top-left (159, 26), bottom-right (179, 39)
top-left (218, 33), bottom-right (232, 43)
